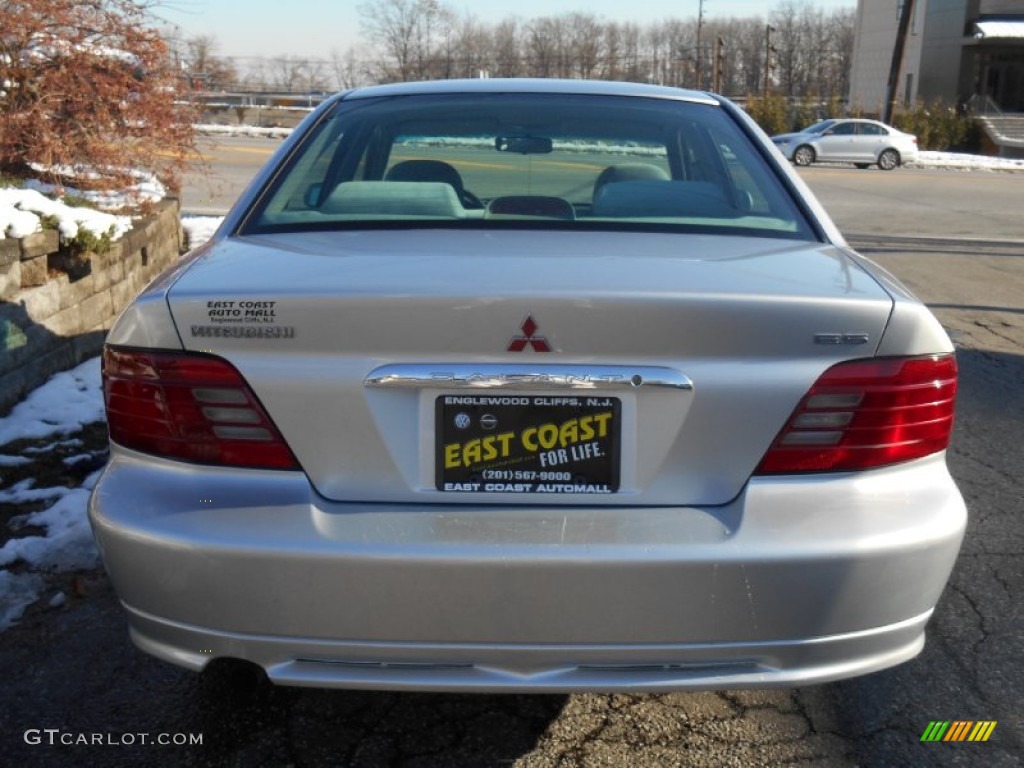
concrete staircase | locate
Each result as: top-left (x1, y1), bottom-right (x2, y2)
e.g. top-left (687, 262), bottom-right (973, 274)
top-left (978, 115), bottom-right (1024, 157)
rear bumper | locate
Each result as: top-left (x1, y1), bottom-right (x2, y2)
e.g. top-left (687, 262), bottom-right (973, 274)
top-left (89, 448), bottom-right (966, 692)
top-left (125, 606), bottom-right (930, 692)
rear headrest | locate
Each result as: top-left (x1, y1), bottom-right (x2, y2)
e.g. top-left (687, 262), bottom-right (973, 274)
top-left (593, 163), bottom-right (670, 200)
top-left (385, 160), bottom-right (465, 193)
top-left (322, 181), bottom-right (465, 218)
top-left (592, 180), bottom-right (735, 219)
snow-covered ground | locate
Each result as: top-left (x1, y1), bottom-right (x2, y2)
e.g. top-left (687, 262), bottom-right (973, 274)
top-left (0, 212), bottom-right (221, 631)
top-left (196, 123), bottom-right (294, 139)
top-left (0, 358), bottom-right (104, 630)
top-left (913, 151), bottom-right (1024, 172)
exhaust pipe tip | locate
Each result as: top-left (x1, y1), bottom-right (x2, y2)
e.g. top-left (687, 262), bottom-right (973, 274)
top-left (198, 658), bottom-right (273, 708)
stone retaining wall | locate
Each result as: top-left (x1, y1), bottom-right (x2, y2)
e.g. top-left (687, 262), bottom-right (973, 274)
top-left (0, 199), bottom-right (182, 415)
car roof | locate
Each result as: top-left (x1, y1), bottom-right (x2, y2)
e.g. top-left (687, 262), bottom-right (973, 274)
top-left (340, 78), bottom-right (720, 106)
top-left (830, 118), bottom-right (887, 125)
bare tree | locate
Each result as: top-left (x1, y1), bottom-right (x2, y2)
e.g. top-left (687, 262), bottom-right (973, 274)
top-left (358, 0), bottom-right (458, 81)
top-left (265, 56), bottom-right (329, 93)
top-left (525, 16), bottom-right (563, 78)
top-left (826, 8), bottom-right (856, 100)
top-left (269, 55), bottom-right (305, 91)
top-left (567, 12), bottom-right (604, 79)
top-left (491, 18), bottom-right (521, 77)
top-left (349, 0), bottom-right (855, 100)
top-left (182, 34), bottom-right (237, 91)
top-left (358, 0), bottom-right (420, 81)
top-left (616, 22), bottom-right (645, 83)
top-left (452, 16), bottom-right (491, 79)
top-left (329, 46), bottom-right (368, 90)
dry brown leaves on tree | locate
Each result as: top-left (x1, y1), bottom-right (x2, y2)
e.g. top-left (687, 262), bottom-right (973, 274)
top-left (0, 0), bottom-right (198, 200)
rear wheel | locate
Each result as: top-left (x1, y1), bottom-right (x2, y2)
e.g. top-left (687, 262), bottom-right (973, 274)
top-left (877, 149), bottom-right (900, 171)
top-left (793, 145), bottom-right (815, 167)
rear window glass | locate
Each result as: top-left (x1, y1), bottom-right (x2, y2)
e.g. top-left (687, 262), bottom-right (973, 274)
top-left (243, 93), bottom-right (815, 241)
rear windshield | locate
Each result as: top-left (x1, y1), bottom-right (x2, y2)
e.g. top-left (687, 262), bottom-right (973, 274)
top-left (243, 92), bottom-right (815, 241)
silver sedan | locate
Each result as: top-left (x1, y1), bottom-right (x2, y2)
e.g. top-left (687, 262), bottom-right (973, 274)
top-left (90, 79), bottom-right (964, 693)
top-left (772, 118), bottom-right (920, 170)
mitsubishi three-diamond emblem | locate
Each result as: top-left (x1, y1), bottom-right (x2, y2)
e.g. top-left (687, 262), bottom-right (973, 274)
top-left (507, 315), bottom-right (551, 352)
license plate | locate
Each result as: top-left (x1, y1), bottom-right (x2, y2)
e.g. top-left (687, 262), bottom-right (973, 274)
top-left (436, 395), bottom-right (620, 494)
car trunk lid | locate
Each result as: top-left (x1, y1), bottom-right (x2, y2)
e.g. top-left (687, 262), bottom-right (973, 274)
top-left (165, 229), bottom-right (894, 505)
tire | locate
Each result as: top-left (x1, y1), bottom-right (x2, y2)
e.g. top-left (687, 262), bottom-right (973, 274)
top-left (877, 149), bottom-right (900, 171)
top-left (793, 145), bottom-right (815, 167)
top-left (855, 163), bottom-right (870, 169)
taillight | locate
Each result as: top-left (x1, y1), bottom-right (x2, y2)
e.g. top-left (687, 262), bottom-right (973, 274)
top-left (102, 346), bottom-right (299, 470)
top-left (756, 354), bottom-right (957, 474)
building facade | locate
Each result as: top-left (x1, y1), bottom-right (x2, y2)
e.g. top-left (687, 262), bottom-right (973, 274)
top-left (849, 0), bottom-right (1024, 114)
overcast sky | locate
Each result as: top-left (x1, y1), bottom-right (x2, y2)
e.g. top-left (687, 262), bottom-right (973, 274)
top-left (159, 0), bottom-right (857, 61)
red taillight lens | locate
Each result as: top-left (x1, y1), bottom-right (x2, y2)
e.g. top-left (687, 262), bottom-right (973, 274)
top-left (102, 346), bottom-right (299, 470)
top-left (756, 354), bottom-right (957, 474)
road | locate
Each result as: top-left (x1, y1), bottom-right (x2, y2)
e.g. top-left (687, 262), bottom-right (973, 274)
top-left (1, 141), bottom-right (1022, 767)
top-left (802, 165), bottom-right (1024, 241)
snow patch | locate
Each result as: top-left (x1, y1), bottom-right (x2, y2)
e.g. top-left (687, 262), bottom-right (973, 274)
top-left (182, 215), bottom-right (224, 248)
top-left (22, 438), bottom-right (84, 455)
top-left (912, 151), bottom-right (1024, 172)
top-left (25, 165), bottom-right (166, 210)
top-left (0, 357), bottom-right (103, 448)
top-left (0, 486), bottom-right (99, 571)
top-left (0, 359), bottom-right (105, 631)
top-left (0, 478), bottom-right (72, 505)
top-left (0, 572), bottom-right (45, 631)
top-left (196, 123), bottom-right (293, 139)
top-left (0, 187), bottom-right (132, 242)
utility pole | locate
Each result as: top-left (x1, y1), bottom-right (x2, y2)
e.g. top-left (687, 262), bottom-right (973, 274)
top-left (695, 0), bottom-right (705, 90)
top-left (884, 0), bottom-right (916, 124)
top-left (713, 36), bottom-right (725, 93)
top-left (763, 24), bottom-right (776, 97)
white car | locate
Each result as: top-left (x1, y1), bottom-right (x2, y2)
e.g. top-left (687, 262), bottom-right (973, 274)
top-left (772, 118), bottom-right (919, 170)
top-left (90, 80), bottom-right (964, 693)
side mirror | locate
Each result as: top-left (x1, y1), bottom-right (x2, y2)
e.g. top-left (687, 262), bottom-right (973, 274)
top-left (304, 183), bottom-right (323, 207)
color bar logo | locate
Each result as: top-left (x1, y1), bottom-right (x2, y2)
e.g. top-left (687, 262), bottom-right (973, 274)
top-left (920, 721), bottom-right (997, 742)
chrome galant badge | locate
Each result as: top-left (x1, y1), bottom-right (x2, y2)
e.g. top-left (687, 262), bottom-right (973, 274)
top-left (814, 333), bottom-right (870, 345)
top-left (507, 315), bottom-right (551, 352)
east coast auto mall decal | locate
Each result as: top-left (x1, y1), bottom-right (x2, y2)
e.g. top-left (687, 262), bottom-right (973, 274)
top-left (190, 298), bottom-right (296, 339)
